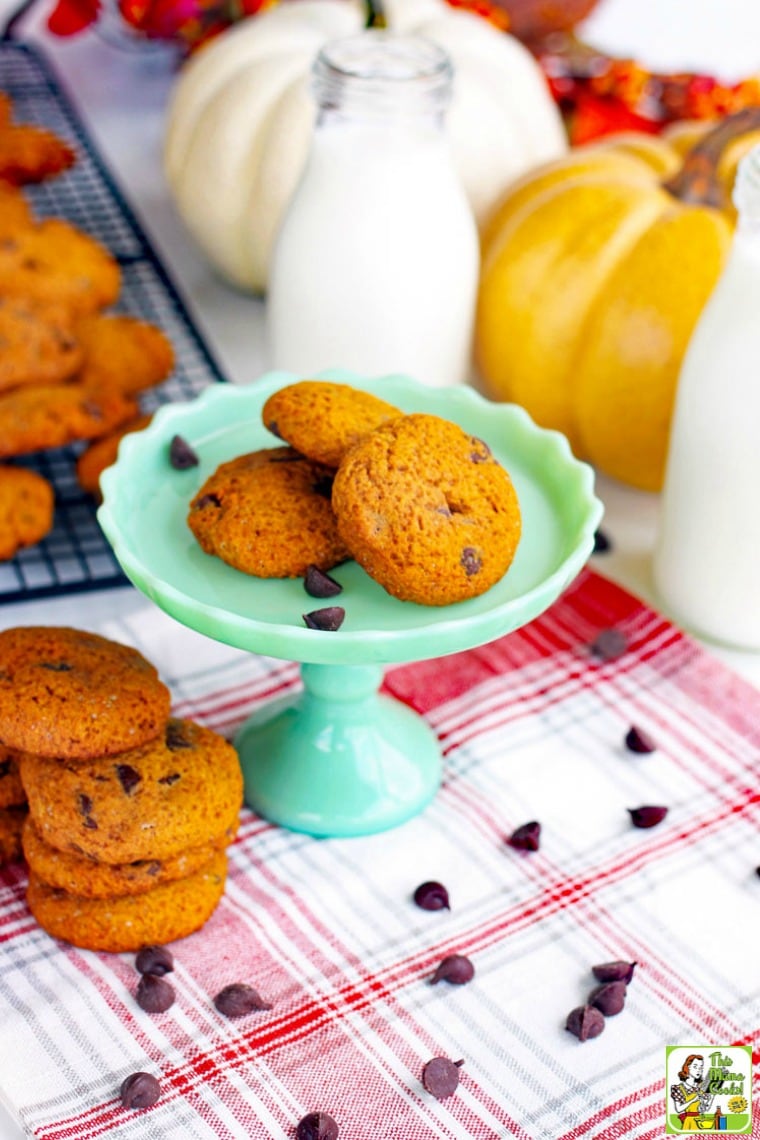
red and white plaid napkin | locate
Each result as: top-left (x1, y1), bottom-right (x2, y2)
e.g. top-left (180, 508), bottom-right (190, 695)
top-left (1, 568), bottom-right (758, 1139)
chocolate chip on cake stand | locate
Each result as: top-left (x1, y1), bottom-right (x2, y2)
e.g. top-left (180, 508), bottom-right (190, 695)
top-left (97, 372), bottom-right (602, 839)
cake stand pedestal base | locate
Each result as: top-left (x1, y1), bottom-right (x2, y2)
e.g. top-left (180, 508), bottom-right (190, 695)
top-left (235, 662), bottom-right (441, 837)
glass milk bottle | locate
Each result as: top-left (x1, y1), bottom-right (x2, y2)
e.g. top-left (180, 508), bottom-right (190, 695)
top-left (265, 31), bottom-right (479, 387)
top-left (653, 144), bottom-right (760, 649)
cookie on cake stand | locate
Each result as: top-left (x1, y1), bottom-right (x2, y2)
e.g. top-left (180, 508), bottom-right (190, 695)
top-left (99, 371), bottom-right (602, 838)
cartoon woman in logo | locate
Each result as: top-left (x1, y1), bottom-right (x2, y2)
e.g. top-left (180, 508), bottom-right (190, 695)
top-left (670, 1054), bottom-right (714, 1130)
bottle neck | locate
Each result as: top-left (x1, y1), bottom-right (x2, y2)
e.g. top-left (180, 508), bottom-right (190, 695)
top-left (311, 31), bottom-right (453, 129)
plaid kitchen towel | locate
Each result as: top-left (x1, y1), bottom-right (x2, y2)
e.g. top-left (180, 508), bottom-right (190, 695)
top-left (0, 567), bottom-right (758, 1139)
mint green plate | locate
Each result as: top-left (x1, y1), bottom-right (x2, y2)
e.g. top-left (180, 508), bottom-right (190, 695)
top-left (99, 371), bottom-right (602, 837)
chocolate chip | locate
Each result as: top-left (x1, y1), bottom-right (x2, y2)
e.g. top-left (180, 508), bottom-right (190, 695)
top-left (591, 960), bottom-right (637, 985)
top-left (507, 821), bottom-right (541, 851)
top-left (40, 661), bottom-right (72, 671)
top-left (592, 529), bottom-right (612, 553)
top-left (78, 794), bottom-right (97, 829)
top-left (135, 945), bottom-right (174, 976)
top-left (469, 436), bottom-right (491, 462)
top-left (165, 723), bottom-right (192, 751)
top-left (0, 761), bottom-right (9, 779)
top-left (136, 973), bottom-right (175, 1013)
top-left (304, 565), bottom-right (342, 598)
top-left (157, 772), bottom-right (181, 785)
top-left (213, 983), bottom-right (272, 1018)
top-left (624, 726), bottom-right (656, 754)
top-left (119, 1071), bottom-right (161, 1109)
top-left (295, 1111), bottom-right (339, 1140)
top-left (193, 493), bottom-right (221, 510)
top-left (266, 419), bottom-right (282, 438)
top-left (421, 1057), bottom-right (463, 1099)
top-left (115, 764), bottom-right (141, 795)
top-left (590, 628), bottom-right (627, 660)
top-left (311, 475), bottom-right (334, 499)
top-left (628, 805), bottom-right (668, 829)
top-left (82, 399), bottom-right (104, 420)
top-left (413, 881), bottom-right (450, 910)
top-left (461, 547), bottom-right (482, 576)
top-left (588, 980), bottom-right (626, 1016)
top-left (169, 434), bottom-right (199, 470)
top-left (430, 954), bottom-right (474, 986)
top-left (565, 1005), bottom-right (605, 1041)
top-left (303, 607), bottom-right (345, 631)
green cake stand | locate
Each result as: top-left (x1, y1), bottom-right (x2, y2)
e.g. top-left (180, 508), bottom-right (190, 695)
top-left (99, 370), bottom-right (602, 838)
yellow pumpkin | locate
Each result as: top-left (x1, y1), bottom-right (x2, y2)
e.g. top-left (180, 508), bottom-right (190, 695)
top-left (475, 110), bottom-right (760, 491)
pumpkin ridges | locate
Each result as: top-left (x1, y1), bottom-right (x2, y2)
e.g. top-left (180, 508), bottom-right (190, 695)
top-left (573, 205), bottom-right (732, 490)
top-left (480, 150), bottom-right (661, 255)
top-left (165, 11), bottom-right (360, 177)
top-left (171, 54), bottom-right (320, 291)
top-left (476, 178), bottom-right (670, 448)
top-left (582, 132), bottom-right (681, 178)
top-left (242, 75), bottom-right (317, 290)
top-left (398, 6), bottom-right (566, 224)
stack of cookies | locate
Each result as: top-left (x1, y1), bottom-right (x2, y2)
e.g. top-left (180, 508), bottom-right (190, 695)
top-left (0, 91), bottom-right (175, 560)
top-left (0, 626), bottom-right (243, 953)
top-left (187, 379), bottom-right (523, 607)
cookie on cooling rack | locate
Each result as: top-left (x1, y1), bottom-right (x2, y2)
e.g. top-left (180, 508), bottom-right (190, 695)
top-left (0, 465), bottom-right (54, 561)
top-left (0, 297), bottom-right (82, 394)
top-left (76, 413), bottom-right (153, 499)
top-left (74, 313), bottom-right (175, 396)
top-left (0, 219), bottom-right (120, 316)
top-left (0, 383), bottom-right (137, 460)
top-left (0, 109), bottom-right (75, 185)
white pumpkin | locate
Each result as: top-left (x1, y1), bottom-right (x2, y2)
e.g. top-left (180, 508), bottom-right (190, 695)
top-left (164, 0), bottom-right (566, 294)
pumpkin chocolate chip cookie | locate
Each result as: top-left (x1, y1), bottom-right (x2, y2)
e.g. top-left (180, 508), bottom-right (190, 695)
top-left (76, 413), bottom-right (153, 499)
top-left (0, 219), bottom-right (120, 316)
top-left (0, 119), bottom-right (76, 185)
top-left (188, 446), bottom-right (350, 578)
top-left (74, 314), bottom-right (175, 396)
top-left (19, 718), bottom-right (242, 863)
top-left (261, 379), bottom-right (401, 467)
top-left (22, 816), bottom-right (235, 899)
top-left (26, 848), bottom-right (227, 952)
top-left (0, 466), bottom-right (54, 560)
top-left (332, 413), bottom-right (522, 606)
top-left (0, 183), bottom-right (35, 237)
top-left (0, 626), bottom-right (171, 759)
top-left (0, 383), bottom-right (138, 459)
top-left (0, 297), bottom-right (81, 394)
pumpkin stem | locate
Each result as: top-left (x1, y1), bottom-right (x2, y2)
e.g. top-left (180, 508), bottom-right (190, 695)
top-left (662, 107), bottom-right (760, 209)
top-left (365, 0), bottom-right (386, 27)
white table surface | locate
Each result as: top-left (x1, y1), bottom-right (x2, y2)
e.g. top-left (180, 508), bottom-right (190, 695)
top-left (0, 0), bottom-right (758, 1133)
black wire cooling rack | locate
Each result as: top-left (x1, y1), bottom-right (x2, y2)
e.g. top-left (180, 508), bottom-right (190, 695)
top-left (0, 39), bottom-right (227, 604)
